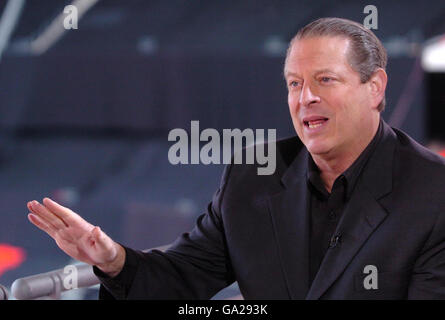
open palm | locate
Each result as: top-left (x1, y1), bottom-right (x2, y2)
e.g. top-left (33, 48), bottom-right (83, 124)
top-left (27, 198), bottom-right (118, 268)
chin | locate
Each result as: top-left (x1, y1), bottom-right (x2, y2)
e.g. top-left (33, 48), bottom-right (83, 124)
top-left (304, 140), bottom-right (332, 156)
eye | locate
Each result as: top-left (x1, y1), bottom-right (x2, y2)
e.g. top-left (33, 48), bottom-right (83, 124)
top-left (289, 80), bottom-right (300, 88)
top-left (320, 77), bottom-right (333, 83)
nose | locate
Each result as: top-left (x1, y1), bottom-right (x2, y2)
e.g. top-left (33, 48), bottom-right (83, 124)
top-left (299, 83), bottom-right (320, 107)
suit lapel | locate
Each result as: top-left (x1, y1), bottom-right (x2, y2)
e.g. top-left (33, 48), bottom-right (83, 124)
top-left (306, 120), bottom-right (397, 300)
top-left (305, 185), bottom-right (388, 299)
top-left (268, 149), bottom-right (311, 299)
top-left (266, 121), bottom-right (397, 300)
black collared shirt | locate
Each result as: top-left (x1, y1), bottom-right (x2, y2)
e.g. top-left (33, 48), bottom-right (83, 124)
top-left (307, 119), bottom-right (383, 286)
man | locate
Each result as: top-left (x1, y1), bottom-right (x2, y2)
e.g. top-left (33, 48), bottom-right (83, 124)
top-left (27, 18), bottom-right (445, 299)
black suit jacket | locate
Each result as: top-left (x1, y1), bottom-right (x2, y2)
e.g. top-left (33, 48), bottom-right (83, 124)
top-left (97, 120), bottom-right (445, 299)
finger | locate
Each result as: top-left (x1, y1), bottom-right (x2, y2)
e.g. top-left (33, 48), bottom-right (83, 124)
top-left (27, 201), bottom-right (41, 216)
top-left (42, 197), bottom-right (86, 227)
top-left (28, 213), bottom-right (56, 238)
top-left (27, 201), bottom-right (33, 212)
top-left (29, 200), bottom-right (67, 229)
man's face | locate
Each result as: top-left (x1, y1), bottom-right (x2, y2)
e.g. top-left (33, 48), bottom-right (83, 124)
top-left (285, 36), bottom-right (379, 159)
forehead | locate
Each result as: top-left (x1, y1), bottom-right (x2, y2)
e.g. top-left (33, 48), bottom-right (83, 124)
top-left (285, 36), bottom-right (353, 77)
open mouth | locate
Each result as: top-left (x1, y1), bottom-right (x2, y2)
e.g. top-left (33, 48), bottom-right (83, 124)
top-left (303, 118), bottom-right (329, 129)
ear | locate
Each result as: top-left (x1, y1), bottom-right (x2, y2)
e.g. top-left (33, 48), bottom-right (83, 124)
top-left (368, 68), bottom-right (387, 110)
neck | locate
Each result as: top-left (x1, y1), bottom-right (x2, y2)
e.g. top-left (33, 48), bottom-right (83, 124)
top-left (311, 118), bottom-right (380, 193)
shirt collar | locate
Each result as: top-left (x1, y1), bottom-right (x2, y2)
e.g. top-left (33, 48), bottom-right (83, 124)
top-left (307, 118), bottom-right (384, 200)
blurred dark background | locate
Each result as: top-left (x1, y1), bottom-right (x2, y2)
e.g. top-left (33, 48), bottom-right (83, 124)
top-left (0, 0), bottom-right (444, 299)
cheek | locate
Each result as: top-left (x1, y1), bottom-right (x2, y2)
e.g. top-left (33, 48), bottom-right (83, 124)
top-left (335, 93), bottom-right (368, 133)
top-left (288, 92), bottom-right (296, 112)
top-left (288, 93), bottom-right (300, 121)
top-left (288, 93), bottom-right (304, 135)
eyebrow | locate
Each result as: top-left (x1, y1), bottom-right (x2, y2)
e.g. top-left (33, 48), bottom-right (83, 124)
top-left (284, 68), bottom-right (338, 79)
top-left (284, 71), bottom-right (300, 79)
top-left (313, 69), bottom-right (337, 76)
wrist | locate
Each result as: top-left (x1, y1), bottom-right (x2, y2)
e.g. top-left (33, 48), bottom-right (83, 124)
top-left (96, 243), bottom-right (126, 278)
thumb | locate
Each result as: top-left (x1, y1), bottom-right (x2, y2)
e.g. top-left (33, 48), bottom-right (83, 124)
top-left (89, 227), bottom-right (117, 268)
top-left (92, 226), bottom-right (115, 253)
top-left (92, 226), bottom-right (108, 247)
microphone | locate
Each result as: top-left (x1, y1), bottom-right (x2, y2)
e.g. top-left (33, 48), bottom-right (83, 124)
top-left (0, 284), bottom-right (9, 300)
top-left (11, 263), bottom-right (98, 300)
top-left (329, 234), bottom-right (342, 248)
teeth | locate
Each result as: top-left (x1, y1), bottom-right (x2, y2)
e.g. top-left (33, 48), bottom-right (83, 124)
top-left (308, 122), bottom-right (324, 129)
top-left (306, 119), bottom-right (326, 129)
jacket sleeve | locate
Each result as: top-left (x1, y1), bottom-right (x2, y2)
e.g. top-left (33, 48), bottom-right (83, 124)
top-left (407, 210), bottom-right (445, 299)
top-left (93, 164), bottom-right (236, 299)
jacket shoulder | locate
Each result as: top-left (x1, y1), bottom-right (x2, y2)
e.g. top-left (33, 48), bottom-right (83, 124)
top-left (220, 135), bottom-right (303, 195)
top-left (392, 128), bottom-right (445, 204)
top-left (393, 128), bottom-right (445, 170)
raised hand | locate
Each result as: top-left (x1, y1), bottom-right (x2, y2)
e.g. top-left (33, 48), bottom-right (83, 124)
top-left (27, 198), bottom-right (125, 276)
